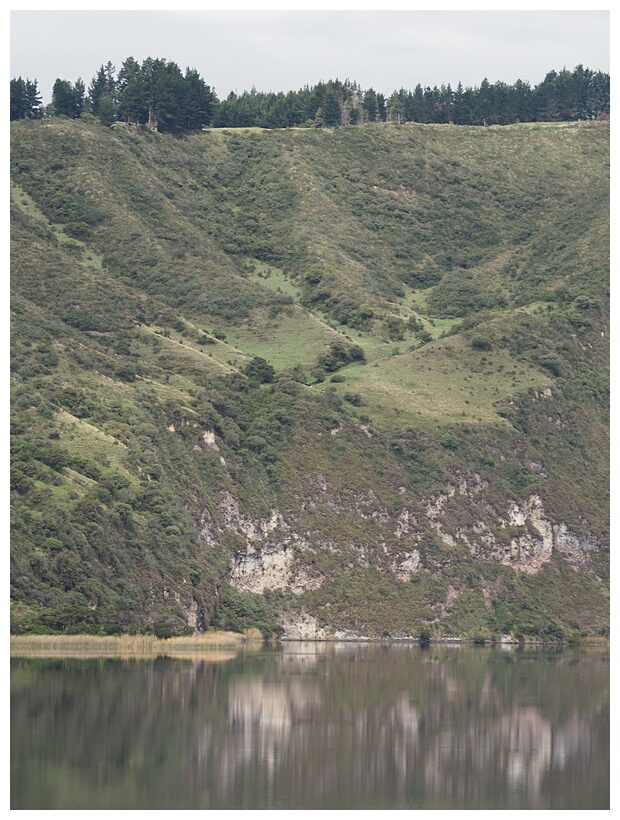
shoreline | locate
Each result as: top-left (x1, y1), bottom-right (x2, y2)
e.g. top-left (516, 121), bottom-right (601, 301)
top-left (10, 632), bottom-right (609, 656)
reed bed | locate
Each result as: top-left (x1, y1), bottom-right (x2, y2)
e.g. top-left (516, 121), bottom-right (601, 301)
top-left (573, 636), bottom-right (610, 646)
top-left (10, 629), bottom-right (263, 657)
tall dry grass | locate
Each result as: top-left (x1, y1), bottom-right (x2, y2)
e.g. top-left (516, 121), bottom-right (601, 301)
top-left (10, 629), bottom-right (264, 657)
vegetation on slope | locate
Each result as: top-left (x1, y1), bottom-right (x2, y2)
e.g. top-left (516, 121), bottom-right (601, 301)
top-left (10, 117), bottom-right (609, 640)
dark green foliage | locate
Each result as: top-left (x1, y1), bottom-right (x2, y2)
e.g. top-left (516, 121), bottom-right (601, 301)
top-left (384, 316), bottom-right (406, 341)
top-left (244, 357), bottom-right (276, 384)
top-left (88, 62), bottom-right (117, 121)
top-left (52, 78), bottom-right (85, 119)
top-left (536, 353), bottom-right (562, 377)
top-left (317, 340), bottom-right (366, 373)
top-left (10, 77), bottom-right (43, 121)
top-left (402, 267), bottom-right (442, 289)
top-left (344, 392), bottom-right (364, 406)
top-left (12, 63), bottom-right (608, 135)
top-left (116, 57), bottom-right (217, 132)
top-left (213, 585), bottom-right (279, 636)
top-left (211, 66), bottom-right (609, 129)
top-left (427, 271), bottom-right (507, 318)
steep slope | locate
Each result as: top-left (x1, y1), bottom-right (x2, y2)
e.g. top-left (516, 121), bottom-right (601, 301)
top-left (10, 118), bottom-right (609, 640)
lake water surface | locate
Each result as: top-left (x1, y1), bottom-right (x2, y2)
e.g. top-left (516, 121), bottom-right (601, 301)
top-left (11, 642), bottom-right (609, 810)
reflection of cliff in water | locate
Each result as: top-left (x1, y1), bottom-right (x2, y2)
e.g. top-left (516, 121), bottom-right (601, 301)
top-left (203, 651), bottom-right (607, 809)
top-left (11, 646), bottom-right (609, 810)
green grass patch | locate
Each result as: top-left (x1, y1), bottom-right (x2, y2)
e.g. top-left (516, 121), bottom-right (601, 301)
top-left (321, 333), bottom-right (551, 428)
top-left (246, 258), bottom-right (301, 300)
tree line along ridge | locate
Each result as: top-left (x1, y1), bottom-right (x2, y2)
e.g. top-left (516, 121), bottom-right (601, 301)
top-left (11, 58), bottom-right (610, 132)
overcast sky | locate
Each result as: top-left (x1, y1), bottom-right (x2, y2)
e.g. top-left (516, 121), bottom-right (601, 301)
top-left (10, 8), bottom-right (610, 105)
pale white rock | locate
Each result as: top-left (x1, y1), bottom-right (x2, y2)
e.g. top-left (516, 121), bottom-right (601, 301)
top-left (218, 491), bottom-right (287, 540)
top-left (501, 496), bottom-right (558, 573)
top-left (439, 531), bottom-right (457, 548)
top-left (395, 509), bottom-right (414, 538)
top-left (553, 523), bottom-right (598, 565)
top-left (278, 611), bottom-right (371, 641)
top-left (199, 515), bottom-right (219, 547)
top-left (278, 611), bottom-right (327, 640)
top-left (202, 430), bottom-right (220, 450)
top-left (394, 550), bottom-right (421, 580)
top-left (371, 509), bottom-right (390, 524)
top-left (230, 546), bottom-right (294, 593)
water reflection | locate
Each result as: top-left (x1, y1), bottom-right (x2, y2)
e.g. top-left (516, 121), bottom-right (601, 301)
top-left (11, 644), bottom-right (609, 809)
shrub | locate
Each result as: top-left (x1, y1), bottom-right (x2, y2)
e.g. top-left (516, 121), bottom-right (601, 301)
top-left (384, 316), bottom-right (406, 341)
top-left (115, 363), bottom-right (137, 382)
top-left (470, 336), bottom-right (493, 351)
top-left (439, 433), bottom-right (458, 450)
top-left (536, 354), bottom-right (562, 377)
top-left (244, 357), bottom-right (276, 383)
top-left (344, 392), bottom-right (364, 406)
top-left (153, 616), bottom-right (192, 638)
top-left (305, 270), bottom-right (323, 285)
top-left (63, 222), bottom-right (92, 240)
top-left (317, 340), bottom-right (366, 373)
top-left (403, 267), bottom-right (442, 288)
top-left (214, 585), bottom-right (278, 636)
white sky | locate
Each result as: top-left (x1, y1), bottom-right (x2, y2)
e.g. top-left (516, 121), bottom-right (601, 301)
top-left (9, 6), bottom-right (610, 105)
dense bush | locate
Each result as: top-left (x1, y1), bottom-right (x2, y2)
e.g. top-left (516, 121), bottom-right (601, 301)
top-left (213, 585), bottom-right (280, 636)
top-left (317, 340), bottom-right (366, 373)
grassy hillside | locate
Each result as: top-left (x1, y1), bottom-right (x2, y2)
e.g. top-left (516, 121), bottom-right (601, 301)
top-left (10, 118), bottom-right (609, 640)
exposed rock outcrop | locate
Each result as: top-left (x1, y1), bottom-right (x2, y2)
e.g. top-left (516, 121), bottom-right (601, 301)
top-left (424, 480), bottom-right (599, 575)
top-left (194, 472), bottom-right (601, 636)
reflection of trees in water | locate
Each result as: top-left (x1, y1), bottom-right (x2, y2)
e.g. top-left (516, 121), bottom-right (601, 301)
top-left (11, 647), bottom-right (609, 809)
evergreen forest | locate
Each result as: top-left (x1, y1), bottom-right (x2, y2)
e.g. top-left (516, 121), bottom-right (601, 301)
top-left (11, 60), bottom-right (610, 131)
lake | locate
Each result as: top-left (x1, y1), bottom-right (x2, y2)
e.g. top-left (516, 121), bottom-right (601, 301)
top-left (11, 642), bottom-right (609, 810)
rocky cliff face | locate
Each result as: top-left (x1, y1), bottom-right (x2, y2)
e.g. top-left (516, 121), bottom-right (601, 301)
top-left (195, 460), bottom-right (603, 638)
top-left (425, 483), bottom-right (598, 575)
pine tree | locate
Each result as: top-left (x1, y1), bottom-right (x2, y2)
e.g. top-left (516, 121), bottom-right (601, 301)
top-left (477, 78), bottom-right (492, 125)
top-left (362, 89), bottom-right (379, 123)
top-left (411, 85), bottom-right (425, 122)
top-left (10, 78), bottom-right (27, 120)
top-left (323, 88), bottom-right (342, 127)
top-left (181, 68), bottom-right (217, 130)
top-left (10, 77), bottom-right (43, 120)
top-left (512, 79), bottom-right (532, 123)
top-left (117, 57), bottom-right (149, 124)
top-left (586, 70), bottom-right (610, 119)
top-left (51, 78), bottom-right (84, 118)
top-left (88, 66), bottom-right (107, 115)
